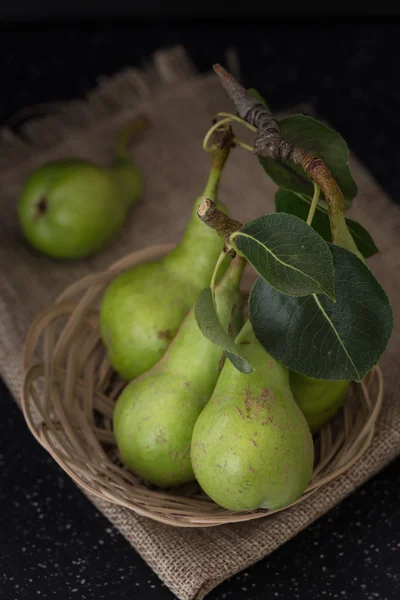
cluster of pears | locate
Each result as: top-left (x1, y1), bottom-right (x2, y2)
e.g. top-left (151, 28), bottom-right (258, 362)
top-left (18, 116), bottom-right (148, 259)
top-left (111, 242), bottom-right (331, 510)
top-left (100, 137), bottom-right (350, 512)
top-left (114, 254), bottom-right (245, 488)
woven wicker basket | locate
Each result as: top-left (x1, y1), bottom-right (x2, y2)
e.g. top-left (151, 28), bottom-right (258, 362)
top-left (21, 245), bottom-right (384, 527)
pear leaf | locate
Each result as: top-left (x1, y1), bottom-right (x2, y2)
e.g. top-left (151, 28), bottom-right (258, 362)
top-left (345, 218), bottom-right (380, 259)
top-left (248, 87), bottom-right (270, 109)
top-left (232, 213), bottom-right (335, 300)
top-left (275, 188), bottom-right (379, 259)
top-left (194, 288), bottom-right (254, 374)
top-left (249, 244), bottom-right (393, 381)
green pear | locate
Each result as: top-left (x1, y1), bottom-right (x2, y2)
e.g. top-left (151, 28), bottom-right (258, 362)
top-left (17, 116), bottom-right (147, 259)
top-left (289, 372), bottom-right (350, 433)
top-left (113, 255), bottom-right (245, 487)
top-left (100, 142), bottom-right (232, 380)
top-left (191, 321), bottom-right (314, 511)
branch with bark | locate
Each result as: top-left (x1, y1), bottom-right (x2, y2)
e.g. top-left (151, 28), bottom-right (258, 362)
top-left (213, 64), bottom-right (361, 259)
top-left (197, 198), bottom-right (242, 253)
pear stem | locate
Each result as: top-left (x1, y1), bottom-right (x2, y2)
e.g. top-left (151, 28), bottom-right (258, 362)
top-left (198, 198), bottom-right (242, 251)
top-left (307, 183), bottom-right (321, 226)
top-left (115, 114), bottom-right (151, 165)
top-left (202, 125), bottom-right (235, 200)
top-left (228, 253), bottom-right (247, 287)
top-left (211, 253), bottom-right (246, 313)
top-left (210, 251), bottom-right (228, 296)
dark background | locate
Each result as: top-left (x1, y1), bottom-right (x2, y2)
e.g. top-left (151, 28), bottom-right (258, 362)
top-left (2, 3), bottom-right (400, 19)
top-left (1, 16), bottom-right (400, 600)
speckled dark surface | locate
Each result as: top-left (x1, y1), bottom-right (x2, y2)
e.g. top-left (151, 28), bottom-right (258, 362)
top-left (1, 21), bottom-right (400, 600)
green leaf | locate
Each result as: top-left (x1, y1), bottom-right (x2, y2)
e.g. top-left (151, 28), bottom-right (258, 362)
top-left (275, 188), bottom-right (331, 240)
top-left (194, 288), bottom-right (254, 374)
top-left (232, 213), bottom-right (335, 300)
top-left (345, 219), bottom-right (379, 259)
top-left (275, 188), bottom-right (379, 259)
top-left (248, 87), bottom-right (270, 109)
top-left (249, 244), bottom-right (393, 381)
top-left (259, 114), bottom-right (357, 209)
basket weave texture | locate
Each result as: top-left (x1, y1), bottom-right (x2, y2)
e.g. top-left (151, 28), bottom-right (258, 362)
top-left (21, 244), bottom-right (383, 527)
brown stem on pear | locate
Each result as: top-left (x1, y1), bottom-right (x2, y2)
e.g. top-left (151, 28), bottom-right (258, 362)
top-left (210, 124), bottom-right (236, 170)
top-left (198, 197), bottom-right (242, 253)
top-left (213, 63), bottom-right (361, 258)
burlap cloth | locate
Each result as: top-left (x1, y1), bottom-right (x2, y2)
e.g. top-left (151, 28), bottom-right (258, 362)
top-left (1, 46), bottom-right (399, 599)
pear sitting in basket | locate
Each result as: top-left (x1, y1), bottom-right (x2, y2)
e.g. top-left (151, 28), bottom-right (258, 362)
top-left (100, 134), bottom-right (233, 381)
top-left (191, 320), bottom-right (314, 512)
top-left (289, 373), bottom-right (350, 433)
top-left (113, 255), bottom-right (245, 487)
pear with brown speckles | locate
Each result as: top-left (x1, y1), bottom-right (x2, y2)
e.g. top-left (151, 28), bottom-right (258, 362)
top-left (100, 143), bottom-right (232, 381)
top-left (113, 256), bottom-right (245, 487)
top-left (191, 320), bottom-right (314, 511)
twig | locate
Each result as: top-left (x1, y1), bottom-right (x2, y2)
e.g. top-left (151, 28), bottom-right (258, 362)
top-left (198, 198), bottom-right (242, 253)
top-left (213, 64), bottom-right (362, 259)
